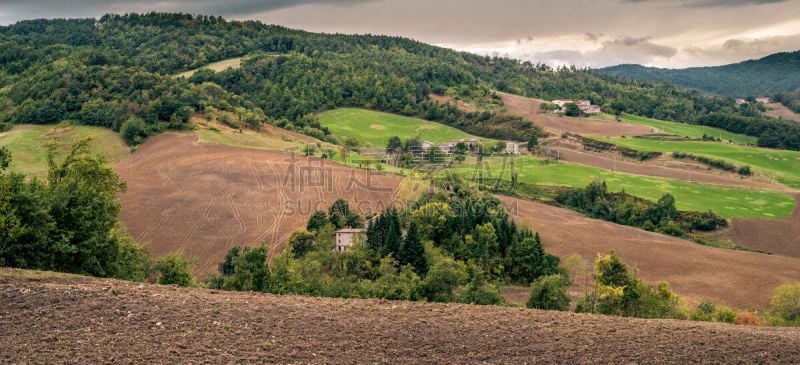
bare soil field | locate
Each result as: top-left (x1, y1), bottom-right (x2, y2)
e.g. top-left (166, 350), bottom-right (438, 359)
top-left (542, 142), bottom-right (787, 191)
top-left (499, 196), bottom-right (800, 310)
top-left (428, 93), bottom-right (478, 112)
top-left (725, 194), bottom-right (800, 259)
top-left (764, 102), bottom-right (800, 122)
top-left (2, 268), bottom-right (799, 364)
top-left (499, 92), bottom-right (652, 137)
top-left (116, 133), bottom-right (401, 275)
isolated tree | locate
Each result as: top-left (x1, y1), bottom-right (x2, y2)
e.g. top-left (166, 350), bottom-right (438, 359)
top-left (412, 202), bottom-right (455, 243)
top-left (47, 137), bottom-right (127, 277)
top-left (426, 145), bottom-right (445, 163)
top-left (155, 253), bottom-right (194, 287)
top-left (386, 136), bottom-right (402, 153)
top-left (218, 245), bottom-right (270, 292)
top-left (526, 134), bottom-right (538, 153)
top-left (423, 252), bottom-right (468, 302)
top-left (328, 199), bottom-right (351, 229)
top-left (288, 229), bottom-right (316, 258)
top-left (527, 274), bottom-right (571, 311)
top-left (398, 221), bottom-right (428, 275)
top-left (404, 136), bottom-right (422, 155)
top-left (509, 233), bottom-right (559, 283)
top-left (306, 210), bottom-right (328, 231)
top-left (373, 256), bottom-right (422, 300)
top-left (769, 282), bottom-right (800, 326)
top-left (564, 102), bottom-right (581, 117)
top-left (460, 267), bottom-right (504, 305)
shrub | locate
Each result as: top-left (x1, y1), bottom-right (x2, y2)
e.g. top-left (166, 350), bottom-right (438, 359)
top-left (155, 253), bottom-right (194, 287)
top-left (526, 274), bottom-right (571, 311)
top-left (736, 312), bottom-right (760, 326)
top-left (768, 282), bottom-right (800, 326)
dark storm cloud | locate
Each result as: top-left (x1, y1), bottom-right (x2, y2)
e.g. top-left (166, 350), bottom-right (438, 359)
top-left (603, 37), bottom-right (678, 58)
top-left (622, 0), bottom-right (789, 7)
top-left (0, 0), bottom-right (374, 24)
top-left (1, 0), bottom-right (798, 68)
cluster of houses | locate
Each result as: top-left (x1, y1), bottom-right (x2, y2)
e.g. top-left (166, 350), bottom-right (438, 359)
top-left (551, 99), bottom-right (602, 115)
top-left (419, 138), bottom-right (520, 156)
top-left (736, 97), bottom-right (771, 105)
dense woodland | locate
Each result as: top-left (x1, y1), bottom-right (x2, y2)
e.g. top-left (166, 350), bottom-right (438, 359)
top-left (555, 180), bottom-right (727, 239)
top-left (209, 190), bottom-right (562, 305)
top-left (1, 13), bottom-right (799, 149)
top-left (597, 51), bottom-right (800, 98)
top-left (0, 142), bottom-right (149, 280)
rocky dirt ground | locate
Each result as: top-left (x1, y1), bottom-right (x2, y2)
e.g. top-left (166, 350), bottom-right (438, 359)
top-left (2, 268), bottom-right (799, 364)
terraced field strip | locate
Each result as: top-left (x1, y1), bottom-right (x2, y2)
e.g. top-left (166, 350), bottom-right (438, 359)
top-left (593, 137), bottom-right (800, 189)
top-left (613, 113), bottom-right (757, 145)
top-left (318, 108), bottom-right (502, 148)
top-left (447, 156), bottom-right (795, 219)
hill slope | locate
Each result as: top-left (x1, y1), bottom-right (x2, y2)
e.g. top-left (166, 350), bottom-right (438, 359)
top-left (500, 196), bottom-right (800, 310)
top-left (2, 268), bottom-right (799, 364)
top-left (116, 133), bottom-right (401, 274)
top-left (597, 51), bottom-right (800, 98)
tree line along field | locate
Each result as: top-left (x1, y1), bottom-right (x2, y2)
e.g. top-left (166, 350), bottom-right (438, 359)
top-left (0, 123), bottom-right (129, 177)
top-left (446, 156), bottom-right (795, 219)
top-left (593, 136), bottom-right (800, 189)
top-left (318, 108), bottom-right (503, 148)
top-left (608, 113), bottom-right (758, 145)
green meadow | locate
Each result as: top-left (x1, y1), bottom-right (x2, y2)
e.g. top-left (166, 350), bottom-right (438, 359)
top-left (0, 123), bottom-right (129, 177)
top-left (319, 108), bottom-right (501, 148)
top-left (447, 156), bottom-right (795, 219)
top-left (174, 56), bottom-right (245, 79)
top-left (594, 137), bottom-right (800, 189)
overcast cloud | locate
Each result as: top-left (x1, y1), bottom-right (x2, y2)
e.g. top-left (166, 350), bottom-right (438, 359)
top-left (1, 0), bottom-right (799, 68)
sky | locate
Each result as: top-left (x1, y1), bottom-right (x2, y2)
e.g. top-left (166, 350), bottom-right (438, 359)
top-left (1, 0), bottom-right (800, 68)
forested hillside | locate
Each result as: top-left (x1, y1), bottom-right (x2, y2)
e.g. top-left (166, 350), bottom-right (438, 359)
top-left (1, 12), bottom-right (799, 149)
top-left (597, 51), bottom-right (800, 98)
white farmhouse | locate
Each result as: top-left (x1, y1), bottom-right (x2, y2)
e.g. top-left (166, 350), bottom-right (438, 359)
top-left (504, 141), bottom-right (520, 156)
top-left (334, 228), bottom-right (365, 252)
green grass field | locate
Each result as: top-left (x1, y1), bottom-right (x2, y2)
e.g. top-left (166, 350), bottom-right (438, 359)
top-left (594, 137), bottom-right (800, 189)
top-left (613, 114), bottom-right (757, 145)
top-left (0, 123), bottom-right (129, 177)
top-left (174, 57), bottom-right (244, 79)
top-left (447, 156), bottom-right (795, 219)
top-left (319, 108), bottom-right (501, 148)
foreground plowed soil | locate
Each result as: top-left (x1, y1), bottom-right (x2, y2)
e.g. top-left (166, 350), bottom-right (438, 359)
top-left (2, 269), bottom-right (799, 364)
top-left (500, 196), bottom-right (800, 310)
top-left (116, 133), bottom-right (401, 274)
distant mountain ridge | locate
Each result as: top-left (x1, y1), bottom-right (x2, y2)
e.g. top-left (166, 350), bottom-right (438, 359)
top-left (596, 51), bottom-right (800, 98)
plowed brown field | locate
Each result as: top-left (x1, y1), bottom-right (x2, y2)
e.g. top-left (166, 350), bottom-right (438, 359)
top-left (2, 269), bottom-right (799, 364)
top-left (116, 133), bottom-right (401, 275)
top-left (499, 92), bottom-right (652, 137)
top-left (726, 194), bottom-right (800, 259)
top-left (765, 102), bottom-right (800, 122)
top-left (499, 196), bottom-right (800, 310)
